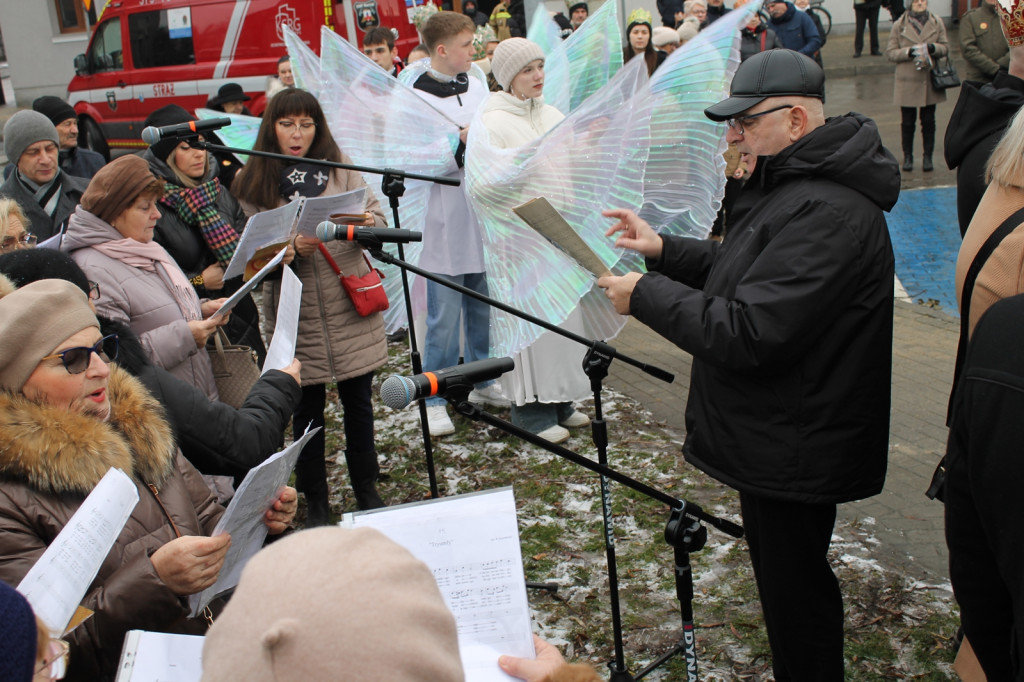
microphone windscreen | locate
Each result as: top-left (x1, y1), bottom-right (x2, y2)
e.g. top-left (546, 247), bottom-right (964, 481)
top-left (315, 221), bottom-right (334, 242)
top-left (140, 126), bottom-right (160, 146)
top-left (380, 374), bottom-right (415, 409)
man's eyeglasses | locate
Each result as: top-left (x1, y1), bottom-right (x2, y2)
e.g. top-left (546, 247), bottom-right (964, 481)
top-left (35, 638), bottom-right (69, 680)
top-left (0, 231), bottom-right (37, 251)
top-left (726, 105), bottom-right (795, 135)
top-left (40, 334), bottom-right (119, 375)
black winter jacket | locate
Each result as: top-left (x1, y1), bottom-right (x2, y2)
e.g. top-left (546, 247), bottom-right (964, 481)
top-left (142, 148), bottom-right (267, 363)
top-left (944, 71), bottom-right (1024, 236)
top-left (632, 113), bottom-right (899, 504)
top-left (101, 317), bottom-right (302, 484)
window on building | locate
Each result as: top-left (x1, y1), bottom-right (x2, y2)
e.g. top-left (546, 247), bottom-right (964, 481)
top-left (128, 10), bottom-right (195, 69)
top-left (87, 18), bottom-right (122, 72)
top-left (54, 0), bottom-right (86, 34)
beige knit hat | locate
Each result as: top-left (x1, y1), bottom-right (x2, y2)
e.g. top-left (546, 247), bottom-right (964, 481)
top-left (652, 26), bottom-right (681, 47)
top-left (491, 37), bottom-right (546, 91)
top-left (201, 527), bottom-right (465, 682)
top-left (0, 276), bottom-right (99, 392)
top-left (80, 155), bottom-right (160, 225)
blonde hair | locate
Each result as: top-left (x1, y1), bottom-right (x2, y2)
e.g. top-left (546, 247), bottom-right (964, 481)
top-left (986, 106), bottom-right (1024, 188)
top-left (166, 145), bottom-right (209, 189)
top-left (0, 198), bottom-right (29, 235)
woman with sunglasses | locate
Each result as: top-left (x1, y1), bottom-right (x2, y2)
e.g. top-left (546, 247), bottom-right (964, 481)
top-left (232, 89), bottom-right (389, 523)
top-left (61, 155), bottom-right (229, 400)
top-left (0, 277), bottom-right (297, 681)
top-left (0, 198), bottom-right (37, 252)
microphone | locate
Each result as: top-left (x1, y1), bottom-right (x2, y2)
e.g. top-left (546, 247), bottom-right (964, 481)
top-left (316, 221), bottom-right (422, 246)
top-left (380, 357), bottom-right (514, 409)
top-left (140, 118), bottom-right (231, 145)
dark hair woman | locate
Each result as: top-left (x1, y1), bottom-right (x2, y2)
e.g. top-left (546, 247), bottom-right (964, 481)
top-left (623, 8), bottom-right (667, 76)
top-left (141, 104), bottom-right (265, 364)
top-left (232, 89), bottom-right (389, 524)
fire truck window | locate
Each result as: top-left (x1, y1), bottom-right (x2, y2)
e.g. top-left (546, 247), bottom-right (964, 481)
top-left (128, 10), bottom-right (196, 69)
top-left (87, 18), bottom-right (123, 72)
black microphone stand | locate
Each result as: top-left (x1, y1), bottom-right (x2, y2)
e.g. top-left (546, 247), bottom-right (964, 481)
top-left (189, 135), bottom-right (455, 499)
top-left (436, 380), bottom-right (742, 681)
top-left (366, 248), bottom-right (722, 679)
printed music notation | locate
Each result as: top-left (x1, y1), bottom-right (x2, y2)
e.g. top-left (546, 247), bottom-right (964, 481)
top-left (342, 487), bottom-right (536, 682)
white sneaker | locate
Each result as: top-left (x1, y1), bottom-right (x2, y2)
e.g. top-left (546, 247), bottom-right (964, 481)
top-left (535, 424), bottom-right (570, 444)
top-left (468, 384), bottom-right (511, 408)
top-left (559, 410), bottom-right (590, 428)
top-left (426, 405), bottom-right (455, 437)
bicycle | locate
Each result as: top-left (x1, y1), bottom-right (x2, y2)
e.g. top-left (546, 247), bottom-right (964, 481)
top-left (808, 0), bottom-right (832, 36)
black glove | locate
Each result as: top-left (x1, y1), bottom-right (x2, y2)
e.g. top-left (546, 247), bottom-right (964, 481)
top-left (927, 43), bottom-right (937, 55)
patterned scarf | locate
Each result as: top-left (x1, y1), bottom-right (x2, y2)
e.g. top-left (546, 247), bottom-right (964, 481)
top-left (159, 178), bottom-right (239, 266)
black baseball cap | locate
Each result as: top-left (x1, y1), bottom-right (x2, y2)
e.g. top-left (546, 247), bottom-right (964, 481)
top-left (704, 49), bottom-right (825, 121)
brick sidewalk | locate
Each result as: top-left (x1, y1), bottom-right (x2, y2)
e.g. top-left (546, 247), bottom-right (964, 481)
top-left (605, 300), bottom-right (956, 582)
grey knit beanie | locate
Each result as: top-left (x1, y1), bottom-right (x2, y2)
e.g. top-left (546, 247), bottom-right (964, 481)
top-left (491, 38), bottom-right (546, 91)
top-left (3, 110), bottom-right (59, 166)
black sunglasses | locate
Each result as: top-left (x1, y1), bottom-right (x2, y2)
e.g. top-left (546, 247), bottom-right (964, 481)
top-left (40, 334), bottom-right (119, 375)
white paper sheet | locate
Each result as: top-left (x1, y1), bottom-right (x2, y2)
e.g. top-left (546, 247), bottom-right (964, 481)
top-left (36, 233), bottom-right (63, 250)
top-left (213, 247), bottom-right (286, 318)
top-left (342, 488), bottom-right (534, 681)
top-left (262, 265), bottom-right (302, 374)
top-left (224, 201), bottom-right (301, 280)
top-left (293, 187), bottom-right (367, 237)
top-left (188, 426), bottom-right (320, 616)
top-left (18, 468), bottom-right (139, 635)
top-left (115, 630), bottom-right (204, 682)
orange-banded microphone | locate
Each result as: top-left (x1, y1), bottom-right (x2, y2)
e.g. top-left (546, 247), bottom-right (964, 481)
top-left (140, 117), bottom-right (232, 145)
top-left (379, 357), bottom-right (515, 409)
top-left (315, 221), bottom-right (422, 246)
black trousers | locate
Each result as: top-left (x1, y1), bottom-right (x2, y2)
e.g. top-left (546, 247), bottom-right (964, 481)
top-left (854, 5), bottom-right (880, 54)
top-left (293, 372), bottom-right (376, 468)
top-left (740, 492), bottom-right (844, 681)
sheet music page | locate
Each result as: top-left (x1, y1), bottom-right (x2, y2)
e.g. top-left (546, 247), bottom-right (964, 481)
top-left (18, 468), bottom-right (139, 635)
top-left (188, 426), bottom-right (320, 616)
top-left (214, 247), bottom-right (286, 318)
top-left (36, 233), bottom-right (62, 250)
top-left (342, 487), bottom-right (534, 681)
top-left (294, 187), bottom-right (368, 237)
top-left (261, 265), bottom-right (302, 374)
top-left (513, 197), bottom-right (611, 278)
top-left (115, 630), bottom-right (204, 682)
top-left (223, 201), bottom-right (301, 280)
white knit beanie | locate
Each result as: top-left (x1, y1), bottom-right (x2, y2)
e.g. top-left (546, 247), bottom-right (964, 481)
top-left (653, 26), bottom-right (680, 47)
top-left (491, 37), bottom-right (546, 91)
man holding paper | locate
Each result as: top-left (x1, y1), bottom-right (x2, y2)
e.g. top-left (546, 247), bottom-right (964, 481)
top-left (0, 278), bottom-right (296, 681)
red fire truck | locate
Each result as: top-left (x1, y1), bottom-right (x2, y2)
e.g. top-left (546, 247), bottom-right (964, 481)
top-left (67, 0), bottom-right (438, 159)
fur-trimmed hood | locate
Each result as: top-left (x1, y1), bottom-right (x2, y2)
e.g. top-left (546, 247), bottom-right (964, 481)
top-left (0, 365), bottom-right (176, 495)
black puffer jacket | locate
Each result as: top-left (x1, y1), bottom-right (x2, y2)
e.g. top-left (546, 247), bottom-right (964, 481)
top-left (631, 113), bottom-right (899, 504)
top-left (102, 316), bottom-right (301, 484)
top-left (141, 148), bottom-right (267, 363)
top-left (944, 71), bottom-right (1024, 236)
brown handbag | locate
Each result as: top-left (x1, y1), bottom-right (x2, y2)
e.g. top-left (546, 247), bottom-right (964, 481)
top-left (207, 328), bottom-right (260, 408)
top-left (317, 243), bottom-right (389, 316)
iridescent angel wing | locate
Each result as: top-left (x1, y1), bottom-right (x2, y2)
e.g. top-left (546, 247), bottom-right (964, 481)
top-left (542, 0), bottom-right (623, 114)
top-left (466, 57), bottom-right (652, 357)
top-left (638, 4), bottom-right (757, 237)
top-left (317, 26), bottom-right (466, 333)
top-left (283, 26), bottom-right (323, 97)
top-left (527, 4), bottom-right (561, 55)
top-left (194, 108), bottom-right (260, 163)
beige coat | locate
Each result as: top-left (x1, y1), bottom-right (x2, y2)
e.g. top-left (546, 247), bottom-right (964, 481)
top-left (886, 11), bottom-right (950, 107)
top-left (240, 162), bottom-right (388, 385)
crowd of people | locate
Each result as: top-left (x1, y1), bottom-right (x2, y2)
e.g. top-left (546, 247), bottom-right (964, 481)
top-left (3, 0), bottom-right (1024, 679)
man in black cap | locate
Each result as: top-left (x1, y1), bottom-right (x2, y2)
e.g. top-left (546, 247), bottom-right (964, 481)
top-left (568, 1), bottom-right (588, 29)
top-left (598, 49), bottom-right (899, 680)
top-left (2, 96), bottom-right (105, 181)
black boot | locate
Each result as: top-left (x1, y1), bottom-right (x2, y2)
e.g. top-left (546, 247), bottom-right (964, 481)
top-left (901, 112), bottom-right (915, 172)
top-left (921, 105), bottom-right (936, 172)
top-left (294, 456), bottom-right (331, 527)
top-left (922, 155), bottom-right (934, 172)
top-left (345, 449), bottom-right (386, 510)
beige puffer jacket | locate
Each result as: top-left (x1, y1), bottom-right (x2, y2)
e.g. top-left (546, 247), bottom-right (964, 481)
top-left (239, 163), bottom-right (388, 385)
